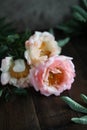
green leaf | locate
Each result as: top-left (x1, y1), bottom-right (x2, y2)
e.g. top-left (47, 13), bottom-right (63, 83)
top-left (71, 115), bottom-right (87, 124)
top-left (81, 94), bottom-right (87, 104)
top-left (57, 24), bottom-right (76, 33)
top-left (72, 12), bottom-right (86, 22)
top-left (5, 92), bottom-right (11, 102)
top-left (0, 18), bottom-right (15, 36)
top-left (0, 89), bottom-right (3, 97)
top-left (83, 0), bottom-right (87, 8)
top-left (13, 88), bottom-right (28, 96)
top-left (72, 5), bottom-right (87, 19)
top-left (0, 45), bottom-right (8, 55)
top-left (58, 37), bottom-right (70, 47)
top-left (7, 34), bottom-right (19, 43)
top-left (49, 28), bottom-right (54, 35)
top-left (57, 3), bottom-right (87, 35)
top-left (66, 19), bottom-right (80, 28)
top-left (61, 96), bottom-right (87, 113)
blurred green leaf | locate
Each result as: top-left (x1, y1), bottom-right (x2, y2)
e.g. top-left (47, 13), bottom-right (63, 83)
top-left (58, 37), bottom-right (70, 47)
top-left (81, 94), bottom-right (87, 104)
top-left (0, 45), bottom-right (8, 55)
top-left (72, 5), bottom-right (87, 19)
top-left (0, 89), bottom-right (3, 97)
top-left (71, 115), bottom-right (87, 124)
top-left (72, 12), bottom-right (86, 22)
top-left (83, 0), bottom-right (87, 8)
top-left (5, 92), bottom-right (11, 102)
top-left (49, 28), bottom-right (54, 35)
top-left (61, 96), bottom-right (87, 113)
top-left (13, 88), bottom-right (28, 96)
top-left (57, 0), bottom-right (87, 35)
top-left (57, 24), bottom-right (76, 34)
top-left (7, 34), bottom-right (19, 43)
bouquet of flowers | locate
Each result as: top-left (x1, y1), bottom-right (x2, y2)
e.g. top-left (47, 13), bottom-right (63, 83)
top-left (1, 0), bottom-right (87, 125)
top-left (0, 31), bottom-right (75, 96)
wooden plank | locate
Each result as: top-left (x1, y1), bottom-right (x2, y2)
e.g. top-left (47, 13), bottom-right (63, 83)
top-left (71, 36), bottom-right (87, 66)
top-left (0, 90), bottom-right (41, 130)
top-left (31, 42), bottom-right (87, 130)
top-left (31, 89), bottom-right (73, 130)
top-left (62, 42), bottom-right (87, 100)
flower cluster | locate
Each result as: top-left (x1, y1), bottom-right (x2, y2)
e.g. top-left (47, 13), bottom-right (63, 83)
top-left (0, 31), bottom-right (75, 96)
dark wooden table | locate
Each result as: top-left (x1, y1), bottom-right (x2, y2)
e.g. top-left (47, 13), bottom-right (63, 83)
top-left (0, 34), bottom-right (87, 130)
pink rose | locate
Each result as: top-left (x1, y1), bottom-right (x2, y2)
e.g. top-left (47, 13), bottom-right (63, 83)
top-left (30, 56), bottom-right (75, 96)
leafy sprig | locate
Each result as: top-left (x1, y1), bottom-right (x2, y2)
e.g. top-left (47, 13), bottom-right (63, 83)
top-left (71, 115), bottom-right (87, 124)
top-left (0, 18), bottom-right (31, 100)
top-left (61, 94), bottom-right (87, 124)
top-left (57, 0), bottom-right (87, 36)
top-left (0, 17), bottom-right (32, 59)
top-left (0, 31), bottom-right (31, 59)
top-left (49, 28), bottom-right (70, 47)
top-left (0, 85), bottom-right (28, 101)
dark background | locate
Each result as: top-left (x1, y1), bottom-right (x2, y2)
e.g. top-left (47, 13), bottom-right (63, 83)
top-left (0, 0), bottom-right (79, 30)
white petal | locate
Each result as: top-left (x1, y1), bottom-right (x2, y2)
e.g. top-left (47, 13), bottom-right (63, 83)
top-left (9, 78), bottom-right (17, 86)
top-left (1, 72), bottom-right (10, 85)
top-left (0, 57), bottom-right (12, 72)
top-left (24, 50), bottom-right (31, 64)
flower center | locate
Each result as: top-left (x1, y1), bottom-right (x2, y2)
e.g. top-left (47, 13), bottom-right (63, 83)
top-left (39, 42), bottom-right (51, 57)
top-left (48, 68), bottom-right (64, 86)
top-left (9, 60), bottom-right (30, 79)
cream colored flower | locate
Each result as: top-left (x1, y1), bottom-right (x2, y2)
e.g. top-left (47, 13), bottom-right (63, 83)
top-left (0, 57), bottom-right (30, 88)
top-left (25, 31), bottom-right (61, 66)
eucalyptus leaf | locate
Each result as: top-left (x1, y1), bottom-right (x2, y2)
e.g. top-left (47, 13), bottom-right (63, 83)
top-left (83, 0), bottom-right (87, 9)
top-left (72, 12), bottom-right (86, 22)
top-left (81, 94), bottom-right (87, 104)
top-left (66, 19), bottom-right (80, 28)
top-left (5, 92), bottom-right (11, 102)
top-left (57, 24), bottom-right (76, 33)
top-left (58, 37), bottom-right (70, 47)
top-left (7, 34), bottom-right (19, 43)
top-left (72, 5), bottom-right (87, 19)
top-left (0, 45), bottom-right (8, 52)
top-left (71, 115), bottom-right (87, 124)
top-left (0, 89), bottom-right (3, 97)
top-left (13, 88), bottom-right (28, 96)
top-left (61, 96), bottom-right (87, 113)
top-left (49, 28), bottom-right (54, 35)
top-left (0, 45), bottom-right (8, 56)
top-left (57, 0), bottom-right (87, 35)
top-left (0, 18), bottom-right (15, 36)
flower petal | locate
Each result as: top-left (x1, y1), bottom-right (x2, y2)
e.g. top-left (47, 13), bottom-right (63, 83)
top-left (0, 57), bottom-right (12, 72)
top-left (1, 72), bottom-right (10, 85)
top-left (30, 55), bottom-right (75, 96)
top-left (25, 31), bottom-right (61, 66)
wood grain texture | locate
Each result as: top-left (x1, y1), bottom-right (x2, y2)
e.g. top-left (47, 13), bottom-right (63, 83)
top-left (0, 33), bottom-right (87, 130)
top-left (0, 92), bottom-right (41, 130)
